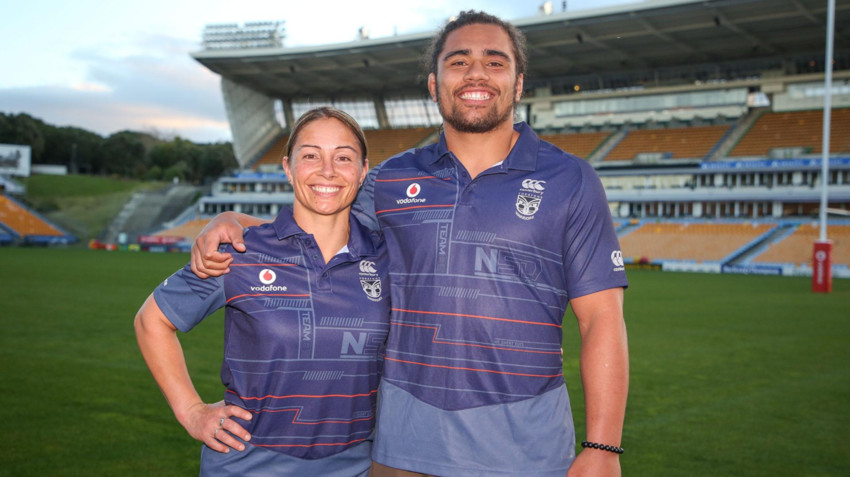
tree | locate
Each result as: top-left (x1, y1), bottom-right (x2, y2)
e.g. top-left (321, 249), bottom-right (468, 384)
top-left (0, 113), bottom-right (46, 161)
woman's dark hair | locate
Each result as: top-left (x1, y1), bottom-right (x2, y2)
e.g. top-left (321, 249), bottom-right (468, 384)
top-left (285, 107), bottom-right (368, 164)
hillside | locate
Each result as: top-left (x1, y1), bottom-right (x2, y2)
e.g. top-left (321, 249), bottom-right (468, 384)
top-left (16, 175), bottom-right (170, 244)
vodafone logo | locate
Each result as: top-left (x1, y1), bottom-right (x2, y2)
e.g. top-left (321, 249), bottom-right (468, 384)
top-left (259, 269), bottom-right (277, 284)
top-left (611, 250), bottom-right (624, 268)
top-left (815, 251), bottom-right (827, 262)
top-left (406, 183), bottom-right (421, 198)
top-left (522, 179), bottom-right (546, 191)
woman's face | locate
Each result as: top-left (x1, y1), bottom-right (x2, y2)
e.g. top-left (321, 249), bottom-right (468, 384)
top-left (283, 117), bottom-right (367, 219)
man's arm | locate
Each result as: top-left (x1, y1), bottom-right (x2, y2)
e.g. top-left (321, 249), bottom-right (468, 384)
top-left (190, 211), bottom-right (268, 278)
top-left (566, 287), bottom-right (628, 477)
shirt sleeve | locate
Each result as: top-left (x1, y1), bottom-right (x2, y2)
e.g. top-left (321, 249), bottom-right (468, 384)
top-left (152, 263), bottom-right (226, 333)
top-left (562, 161), bottom-right (629, 300)
top-left (351, 163), bottom-right (382, 232)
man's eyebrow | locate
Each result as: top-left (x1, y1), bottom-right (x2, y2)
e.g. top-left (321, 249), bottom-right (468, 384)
top-left (442, 48), bottom-right (512, 62)
top-left (442, 49), bottom-right (471, 61)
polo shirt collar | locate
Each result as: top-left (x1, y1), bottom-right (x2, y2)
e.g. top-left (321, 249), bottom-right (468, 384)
top-left (272, 207), bottom-right (377, 259)
top-left (428, 121), bottom-right (539, 172)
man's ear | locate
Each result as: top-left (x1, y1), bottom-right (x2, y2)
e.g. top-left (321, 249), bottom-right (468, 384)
top-left (514, 73), bottom-right (524, 103)
top-left (428, 73), bottom-right (438, 102)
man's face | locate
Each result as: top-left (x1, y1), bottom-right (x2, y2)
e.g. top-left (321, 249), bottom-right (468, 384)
top-left (428, 23), bottom-right (524, 134)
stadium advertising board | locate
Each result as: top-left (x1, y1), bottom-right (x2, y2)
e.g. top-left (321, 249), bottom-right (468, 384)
top-left (700, 157), bottom-right (850, 171)
top-left (0, 144), bottom-right (31, 177)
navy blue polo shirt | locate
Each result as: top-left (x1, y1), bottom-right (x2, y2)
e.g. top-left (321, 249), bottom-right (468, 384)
top-left (355, 122), bottom-right (627, 476)
top-left (154, 208), bottom-right (390, 467)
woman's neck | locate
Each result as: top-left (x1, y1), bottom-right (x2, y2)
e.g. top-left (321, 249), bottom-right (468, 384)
top-left (292, 207), bottom-right (351, 263)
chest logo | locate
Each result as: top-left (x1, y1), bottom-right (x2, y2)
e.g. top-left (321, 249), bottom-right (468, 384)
top-left (259, 269), bottom-right (277, 284)
top-left (397, 182), bottom-right (426, 205)
top-left (406, 183), bottom-right (421, 197)
top-left (358, 260), bottom-right (383, 301)
top-left (516, 179), bottom-right (546, 220)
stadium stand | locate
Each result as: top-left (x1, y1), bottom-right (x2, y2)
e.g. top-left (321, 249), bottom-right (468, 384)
top-left (729, 109), bottom-right (850, 157)
top-left (619, 221), bottom-right (775, 263)
top-left (152, 218), bottom-right (212, 242)
top-left (538, 131), bottom-right (611, 160)
top-left (752, 223), bottom-right (850, 267)
top-left (363, 127), bottom-right (439, 165)
top-left (0, 195), bottom-right (75, 244)
top-left (250, 135), bottom-right (288, 170)
top-left (603, 125), bottom-right (731, 162)
top-left (175, 1), bottom-right (850, 279)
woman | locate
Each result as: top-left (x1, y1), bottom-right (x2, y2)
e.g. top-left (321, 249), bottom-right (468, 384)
top-left (135, 107), bottom-right (390, 477)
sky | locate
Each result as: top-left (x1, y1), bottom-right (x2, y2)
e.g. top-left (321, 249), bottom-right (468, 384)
top-left (0, 0), bottom-right (638, 143)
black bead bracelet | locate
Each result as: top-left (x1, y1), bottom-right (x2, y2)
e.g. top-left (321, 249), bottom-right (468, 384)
top-left (581, 440), bottom-right (624, 455)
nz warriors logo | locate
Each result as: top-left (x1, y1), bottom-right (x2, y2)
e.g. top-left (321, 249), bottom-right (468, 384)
top-left (358, 260), bottom-right (383, 301)
top-left (515, 179), bottom-right (546, 220)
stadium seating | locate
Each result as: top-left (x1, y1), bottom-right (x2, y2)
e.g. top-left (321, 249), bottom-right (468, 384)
top-left (729, 108), bottom-right (850, 157)
top-left (364, 127), bottom-right (439, 165)
top-left (603, 125), bottom-right (730, 162)
top-left (752, 223), bottom-right (850, 266)
top-left (251, 135), bottom-right (288, 170)
top-left (538, 131), bottom-right (611, 159)
top-left (619, 221), bottom-right (775, 263)
top-left (152, 218), bottom-right (212, 242)
top-left (0, 195), bottom-right (71, 242)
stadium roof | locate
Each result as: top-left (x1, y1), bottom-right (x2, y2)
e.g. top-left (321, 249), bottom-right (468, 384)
top-left (191, 0), bottom-right (850, 100)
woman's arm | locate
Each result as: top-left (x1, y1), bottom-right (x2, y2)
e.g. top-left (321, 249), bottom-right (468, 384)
top-left (134, 294), bottom-right (253, 452)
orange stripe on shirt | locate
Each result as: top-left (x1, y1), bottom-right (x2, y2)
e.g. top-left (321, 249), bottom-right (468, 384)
top-left (393, 322), bottom-right (560, 355)
top-left (392, 307), bottom-right (561, 328)
top-left (375, 204), bottom-right (454, 214)
top-left (385, 357), bottom-right (563, 378)
top-left (375, 175), bottom-right (450, 182)
top-left (228, 389), bottom-right (378, 401)
top-left (226, 293), bottom-right (310, 303)
top-left (230, 263), bottom-right (299, 267)
top-left (255, 437), bottom-right (371, 448)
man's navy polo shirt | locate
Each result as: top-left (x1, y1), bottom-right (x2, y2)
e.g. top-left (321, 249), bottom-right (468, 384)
top-left (355, 122), bottom-right (627, 476)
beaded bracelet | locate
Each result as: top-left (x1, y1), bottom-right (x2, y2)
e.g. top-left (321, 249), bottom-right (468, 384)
top-left (581, 440), bottom-right (624, 454)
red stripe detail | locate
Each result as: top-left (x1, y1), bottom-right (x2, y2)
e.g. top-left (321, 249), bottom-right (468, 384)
top-left (375, 175), bottom-right (449, 182)
top-left (392, 322), bottom-right (561, 355)
top-left (227, 389), bottom-right (378, 401)
top-left (375, 204), bottom-right (454, 214)
top-left (385, 357), bottom-right (562, 378)
top-left (392, 307), bottom-right (561, 328)
top-left (230, 263), bottom-right (298, 267)
top-left (226, 293), bottom-right (309, 303)
top-left (255, 437), bottom-right (370, 448)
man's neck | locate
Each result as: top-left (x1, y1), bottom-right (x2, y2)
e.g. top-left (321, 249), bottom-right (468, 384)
top-left (444, 120), bottom-right (519, 179)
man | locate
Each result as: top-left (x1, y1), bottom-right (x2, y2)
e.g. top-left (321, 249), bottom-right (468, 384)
top-left (192, 11), bottom-right (628, 477)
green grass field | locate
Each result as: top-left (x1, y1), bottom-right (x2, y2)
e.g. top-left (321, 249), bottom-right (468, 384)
top-left (1, 247), bottom-right (848, 476)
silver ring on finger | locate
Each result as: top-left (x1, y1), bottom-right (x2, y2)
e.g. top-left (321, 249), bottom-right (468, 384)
top-left (213, 428), bottom-right (219, 438)
top-left (219, 417), bottom-right (226, 427)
